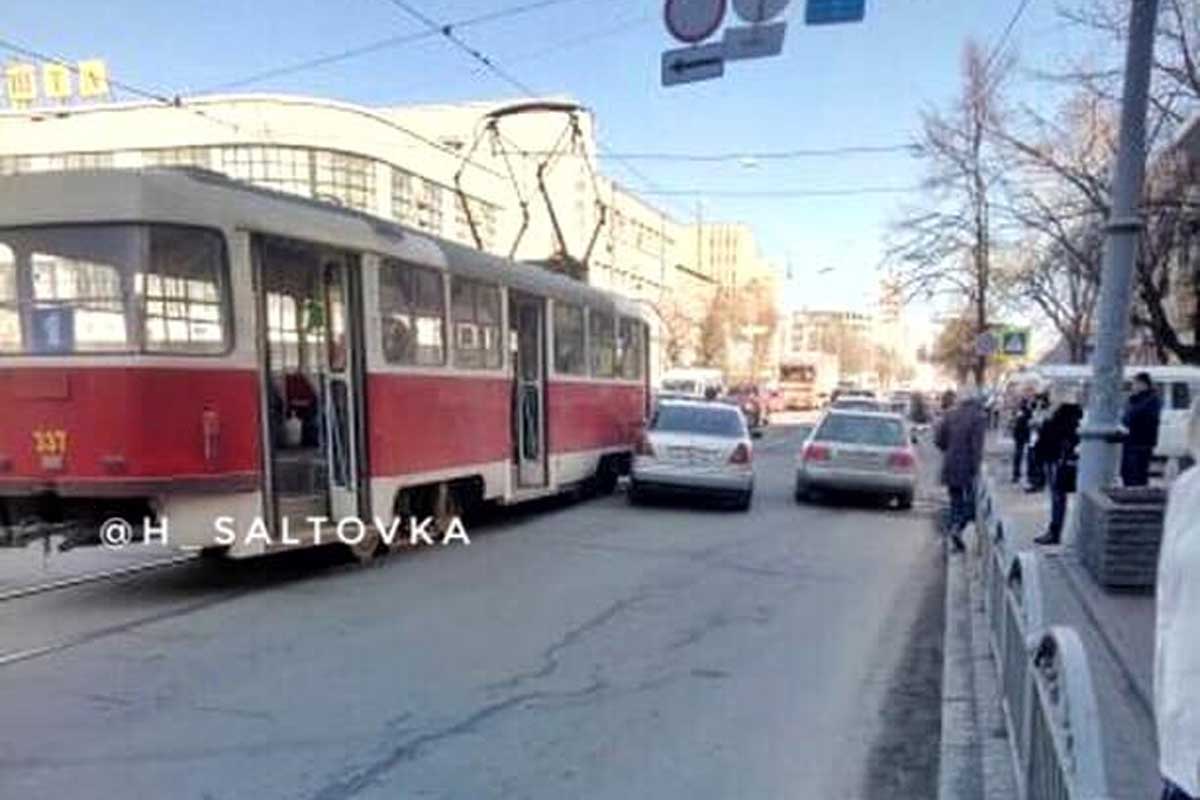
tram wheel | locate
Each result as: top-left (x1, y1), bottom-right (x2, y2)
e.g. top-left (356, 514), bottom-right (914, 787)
top-left (595, 457), bottom-right (619, 496)
top-left (345, 526), bottom-right (382, 564)
top-left (431, 482), bottom-right (462, 539)
top-left (386, 490), bottom-right (416, 554)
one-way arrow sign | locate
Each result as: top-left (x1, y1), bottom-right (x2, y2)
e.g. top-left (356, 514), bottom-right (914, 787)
top-left (661, 42), bottom-right (725, 87)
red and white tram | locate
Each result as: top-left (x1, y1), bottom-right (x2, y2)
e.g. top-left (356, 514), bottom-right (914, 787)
top-left (0, 169), bottom-right (650, 558)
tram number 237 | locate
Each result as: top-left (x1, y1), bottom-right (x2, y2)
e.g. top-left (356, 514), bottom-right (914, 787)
top-left (32, 428), bottom-right (68, 455)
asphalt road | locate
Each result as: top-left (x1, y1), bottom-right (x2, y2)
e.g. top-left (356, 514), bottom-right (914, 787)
top-left (0, 425), bottom-right (945, 800)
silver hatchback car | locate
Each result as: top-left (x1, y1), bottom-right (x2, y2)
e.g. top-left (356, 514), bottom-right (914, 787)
top-left (630, 400), bottom-right (754, 510)
top-left (794, 410), bottom-right (917, 509)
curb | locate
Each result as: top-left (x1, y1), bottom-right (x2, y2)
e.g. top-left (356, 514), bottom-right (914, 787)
top-left (938, 540), bottom-right (982, 800)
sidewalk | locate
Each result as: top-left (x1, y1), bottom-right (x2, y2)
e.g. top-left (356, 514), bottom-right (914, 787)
top-left (984, 438), bottom-right (1160, 799)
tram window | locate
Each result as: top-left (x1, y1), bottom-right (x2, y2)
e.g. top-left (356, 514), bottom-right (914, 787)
top-left (617, 316), bottom-right (645, 380)
top-left (553, 303), bottom-right (586, 376)
top-left (0, 224), bottom-right (229, 355)
top-left (0, 244), bottom-right (17, 353)
top-left (28, 228), bottom-right (136, 353)
top-left (141, 227), bottom-right (227, 354)
top-left (450, 277), bottom-right (501, 369)
top-left (379, 259), bottom-right (445, 366)
top-left (588, 309), bottom-right (616, 378)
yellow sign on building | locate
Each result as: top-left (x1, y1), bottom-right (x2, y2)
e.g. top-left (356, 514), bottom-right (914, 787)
top-left (42, 62), bottom-right (72, 99)
top-left (5, 63), bottom-right (37, 104)
top-left (77, 59), bottom-right (109, 97)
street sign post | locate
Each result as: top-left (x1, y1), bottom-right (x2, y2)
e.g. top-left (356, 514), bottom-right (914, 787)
top-left (664, 0), bottom-right (728, 44)
top-left (661, 43), bottom-right (726, 86)
top-left (723, 21), bottom-right (787, 61)
top-left (975, 330), bottom-right (998, 358)
top-left (1000, 328), bottom-right (1030, 357)
top-left (804, 0), bottom-right (866, 25)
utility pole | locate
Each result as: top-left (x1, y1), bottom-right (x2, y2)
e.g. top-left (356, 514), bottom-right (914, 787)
top-left (1076, 0), bottom-right (1160, 501)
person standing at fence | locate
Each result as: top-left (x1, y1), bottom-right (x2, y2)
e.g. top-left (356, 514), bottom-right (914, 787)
top-left (1122, 371), bottom-right (1162, 488)
top-left (1024, 392), bottom-right (1051, 492)
top-left (1011, 394), bottom-right (1033, 485)
top-left (935, 389), bottom-right (986, 553)
top-left (1034, 392), bottom-right (1083, 546)
top-left (1155, 398), bottom-right (1200, 800)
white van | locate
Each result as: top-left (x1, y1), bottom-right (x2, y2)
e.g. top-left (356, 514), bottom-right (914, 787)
top-left (1024, 364), bottom-right (1200, 465)
top-left (658, 368), bottom-right (725, 401)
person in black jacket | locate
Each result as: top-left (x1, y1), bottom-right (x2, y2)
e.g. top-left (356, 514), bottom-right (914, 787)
top-left (1121, 372), bottom-right (1162, 487)
top-left (1011, 396), bottom-right (1033, 484)
top-left (1034, 396), bottom-right (1084, 545)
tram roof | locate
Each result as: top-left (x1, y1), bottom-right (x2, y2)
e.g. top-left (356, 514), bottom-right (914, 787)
top-left (0, 168), bottom-right (649, 321)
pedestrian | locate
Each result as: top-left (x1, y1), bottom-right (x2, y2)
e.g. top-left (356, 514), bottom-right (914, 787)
top-left (1122, 371), bottom-right (1162, 488)
top-left (1034, 391), bottom-right (1083, 546)
top-left (1025, 392), bottom-right (1051, 492)
top-left (935, 389), bottom-right (986, 553)
top-left (1155, 397), bottom-right (1200, 800)
top-left (1011, 395), bottom-right (1033, 485)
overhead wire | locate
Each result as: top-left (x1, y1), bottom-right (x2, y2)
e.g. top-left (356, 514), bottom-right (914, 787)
top-left (377, 0), bottom-right (682, 209)
top-left (0, 35), bottom-right (246, 134)
top-left (198, 0), bottom-right (596, 93)
top-left (983, 0), bottom-right (1034, 79)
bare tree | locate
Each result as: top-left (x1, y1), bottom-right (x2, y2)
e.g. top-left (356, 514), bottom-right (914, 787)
top-left (889, 40), bottom-right (1007, 386)
top-left (1025, 0), bottom-right (1200, 363)
top-left (697, 291), bottom-right (731, 372)
top-left (991, 90), bottom-right (1115, 362)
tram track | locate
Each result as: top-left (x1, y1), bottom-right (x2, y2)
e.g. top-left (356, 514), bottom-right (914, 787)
top-left (0, 591), bottom-right (247, 668)
top-left (0, 554), bottom-right (197, 604)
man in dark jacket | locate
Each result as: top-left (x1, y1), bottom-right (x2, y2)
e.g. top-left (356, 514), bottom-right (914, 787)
top-left (1121, 372), bottom-right (1162, 487)
top-left (1011, 396), bottom-right (1033, 484)
top-left (1034, 397), bottom-right (1084, 545)
top-left (935, 392), bottom-right (986, 552)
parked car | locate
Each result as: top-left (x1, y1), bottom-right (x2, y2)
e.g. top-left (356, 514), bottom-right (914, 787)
top-left (831, 397), bottom-right (886, 413)
top-left (794, 410), bottom-right (917, 509)
top-left (631, 400), bottom-right (754, 510)
top-left (725, 383), bottom-right (768, 434)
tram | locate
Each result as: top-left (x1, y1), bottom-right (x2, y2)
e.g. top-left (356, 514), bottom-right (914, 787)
top-left (0, 169), bottom-right (651, 558)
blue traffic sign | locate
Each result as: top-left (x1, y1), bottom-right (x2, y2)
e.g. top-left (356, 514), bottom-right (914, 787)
top-left (805, 0), bottom-right (865, 25)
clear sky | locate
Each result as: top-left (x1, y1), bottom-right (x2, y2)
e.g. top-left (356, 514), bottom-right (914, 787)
top-left (2, 0), bottom-right (1082, 314)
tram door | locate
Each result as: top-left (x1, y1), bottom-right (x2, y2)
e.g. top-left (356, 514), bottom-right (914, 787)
top-left (321, 259), bottom-right (361, 521)
top-left (254, 235), bottom-right (364, 536)
top-left (510, 292), bottom-right (547, 487)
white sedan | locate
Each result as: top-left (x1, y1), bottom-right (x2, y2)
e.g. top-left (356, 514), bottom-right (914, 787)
top-left (794, 410), bottom-right (918, 509)
top-left (630, 400), bottom-right (754, 511)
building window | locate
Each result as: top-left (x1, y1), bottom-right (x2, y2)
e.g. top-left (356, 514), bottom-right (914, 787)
top-left (450, 277), bottom-right (501, 369)
top-left (313, 150), bottom-right (373, 211)
top-left (144, 146), bottom-right (214, 170)
top-left (49, 154), bottom-right (114, 172)
top-left (453, 194), bottom-right (498, 252)
top-left (0, 155), bottom-right (34, 175)
top-left (379, 259), bottom-right (445, 366)
top-left (392, 169), bottom-right (416, 224)
top-left (588, 309), bottom-right (616, 378)
top-left (553, 303), bottom-right (586, 375)
top-left (415, 179), bottom-right (444, 234)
